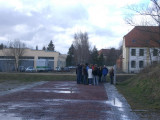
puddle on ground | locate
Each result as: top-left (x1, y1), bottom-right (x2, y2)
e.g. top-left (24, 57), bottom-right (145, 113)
top-left (106, 97), bottom-right (122, 108)
top-left (32, 89), bottom-right (78, 93)
top-left (121, 114), bottom-right (130, 120)
top-left (0, 113), bottom-right (21, 120)
top-left (105, 97), bottom-right (130, 120)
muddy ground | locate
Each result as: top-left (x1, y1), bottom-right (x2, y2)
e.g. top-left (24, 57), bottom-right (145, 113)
top-left (0, 80), bottom-right (159, 120)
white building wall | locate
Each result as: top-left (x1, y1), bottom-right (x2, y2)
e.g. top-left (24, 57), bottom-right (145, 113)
top-left (129, 47), bottom-right (147, 73)
top-left (127, 47), bottom-right (160, 73)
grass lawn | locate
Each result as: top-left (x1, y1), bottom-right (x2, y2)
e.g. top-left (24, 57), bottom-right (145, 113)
top-left (116, 76), bottom-right (160, 110)
top-left (0, 72), bottom-right (76, 83)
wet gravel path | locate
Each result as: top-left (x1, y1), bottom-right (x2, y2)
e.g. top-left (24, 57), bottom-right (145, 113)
top-left (0, 81), bottom-right (139, 120)
top-left (104, 83), bottom-right (139, 120)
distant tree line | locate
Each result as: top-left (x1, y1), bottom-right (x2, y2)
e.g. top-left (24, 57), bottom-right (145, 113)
top-left (41, 40), bottom-right (55, 51)
top-left (0, 43), bottom-right (7, 49)
top-left (66, 31), bottom-right (121, 66)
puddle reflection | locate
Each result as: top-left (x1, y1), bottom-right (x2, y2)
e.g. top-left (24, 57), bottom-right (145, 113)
top-left (106, 97), bottom-right (122, 108)
top-left (121, 114), bottom-right (130, 120)
top-left (33, 89), bottom-right (78, 93)
top-left (0, 113), bottom-right (21, 120)
top-left (105, 97), bottom-right (130, 120)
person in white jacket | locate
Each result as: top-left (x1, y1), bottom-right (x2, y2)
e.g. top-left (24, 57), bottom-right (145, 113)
top-left (88, 65), bottom-right (93, 85)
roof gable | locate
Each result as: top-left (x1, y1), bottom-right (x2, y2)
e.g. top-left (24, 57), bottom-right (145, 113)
top-left (124, 26), bottom-right (160, 47)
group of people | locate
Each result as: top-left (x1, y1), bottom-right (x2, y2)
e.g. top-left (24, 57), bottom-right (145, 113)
top-left (76, 63), bottom-right (114, 86)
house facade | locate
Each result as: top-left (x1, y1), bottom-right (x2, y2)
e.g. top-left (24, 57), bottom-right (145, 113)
top-left (0, 48), bottom-right (66, 72)
top-left (122, 26), bottom-right (160, 73)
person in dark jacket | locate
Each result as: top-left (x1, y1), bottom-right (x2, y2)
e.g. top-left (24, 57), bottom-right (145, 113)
top-left (102, 65), bottom-right (108, 82)
top-left (85, 63), bottom-right (89, 84)
top-left (92, 64), bottom-right (98, 85)
top-left (97, 66), bottom-right (102, 83)
top-left (109, 67), bottom-right (114, 84)
top-left (76, 64), bottom-right (82, 84)
top-left (83, 65), bottom-right (88, 85)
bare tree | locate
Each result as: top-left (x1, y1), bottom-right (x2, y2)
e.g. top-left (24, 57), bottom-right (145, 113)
top-left (73, 31), bottom-right (90, 64)
top-left (125, 0), bottom-right (160, 26)
top-left (3, 39), bottom-right (26, 71)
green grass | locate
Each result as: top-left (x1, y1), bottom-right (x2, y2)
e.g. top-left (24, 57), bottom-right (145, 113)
top-left (116, 71), bottom-right (160, 110)
top-left (0, 73), bottom-right (76, 83)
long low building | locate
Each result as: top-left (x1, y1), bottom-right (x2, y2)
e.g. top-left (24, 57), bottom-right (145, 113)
top-left (0, 48), bottom-right (66, 72)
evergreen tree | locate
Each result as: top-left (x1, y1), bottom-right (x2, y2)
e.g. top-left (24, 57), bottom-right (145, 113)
top-left (66, 44), bottom-right (75, 66)
top-left (90, 46), bottom-right (99, 65)
top-left (36, 45), bottom-right (38, 50)
top-left (0, 43), bottom-right (4, 49)
top-left (42, 46), bottom-right (46, 50)
top-left (98, 53), bottom-right (104, 66)
top-left (106, 48), bottom-right (117, 66)
top-left (47, 40), bottom-right (55, 51)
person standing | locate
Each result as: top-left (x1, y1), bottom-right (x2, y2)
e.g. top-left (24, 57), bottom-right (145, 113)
top-left (83, 65), bottom-right (88, 85)
top-left (92, 64), bottom-right (98, 85)
top-left (76, 64), bottom-right (79, 84)
top-left (86, 63), bottom-right (89, 84)
top-left (79, 64), bottom-right (83, 84)
top-left (102, 65), bottom-right (108, 82)
top-left (76, 64), bottom-right (82, 84)
top-left (88, 65), bottom-right (93, 85)
top-left (109, 67), bottom-right (114, 84)
top-left (97, 66), bottom-right (102, 83)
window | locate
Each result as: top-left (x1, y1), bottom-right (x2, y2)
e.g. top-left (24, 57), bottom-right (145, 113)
top-left (139, 61), bottom-right (144, 68)
top-left (153, 61), bottom-right (158, 65)
top-left (153, 49), bottom-right (158, 56)
top-left (146, 40), bottom-right (150, 44)
top-left (131, 49), bottom-right (136, 56)
top-left (139, 49), bottom-right (144, 56)
top-left (0, 56), bottom-right (14, 59)
top-left (38, 57), bottom-right (54, 60)
top-left (131, 61), bottom-right (136, 68)
top-left (19, 56), bottom-right (34, 59)
top-left (132, 39), bottom-right (136, 43)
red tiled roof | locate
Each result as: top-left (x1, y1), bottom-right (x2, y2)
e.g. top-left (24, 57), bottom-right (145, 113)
top-left (124, 26), bottom-right (160, 47)
top-left (98, 49), bottom-right (110, 56)
top-left (98, 49), bottom-right (121, 56)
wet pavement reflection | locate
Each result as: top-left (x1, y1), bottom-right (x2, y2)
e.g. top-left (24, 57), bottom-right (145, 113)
top-left (0, 81), bottom-right (140, 120)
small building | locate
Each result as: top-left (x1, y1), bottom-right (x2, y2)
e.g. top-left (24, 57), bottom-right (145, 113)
top-left (0, 48), bottom-right (66, 72)
top-left (99, 48), bottom-right (121, 66)
top-left (122, 26), bottom-right (160, 73)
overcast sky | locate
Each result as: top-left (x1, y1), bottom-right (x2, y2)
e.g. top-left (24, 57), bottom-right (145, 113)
top-left (0, 0), bottom-right (149, 54)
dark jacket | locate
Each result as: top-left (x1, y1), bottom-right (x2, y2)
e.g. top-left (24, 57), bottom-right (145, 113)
top-left (83, 67), bottom-right (88, 76)
top-left (76, 65), bottom-right (82, 75)
top-left (109, 69), bottom-right (114, 76)
top-left (97, 68), bottom-right (102, 77)
top-left (92, 67), bottom-right (98, 76)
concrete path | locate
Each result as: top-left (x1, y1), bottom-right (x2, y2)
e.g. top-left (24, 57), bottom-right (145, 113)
top-left (0, 81), bottom-right (139, 120)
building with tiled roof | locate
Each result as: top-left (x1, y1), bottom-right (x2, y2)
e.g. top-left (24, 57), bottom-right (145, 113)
top-left (99, 48), bottom-right (121, 66)
top-left (122, 26), bottom-right (160, 73)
